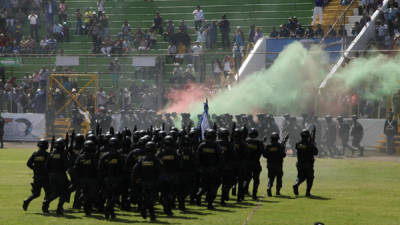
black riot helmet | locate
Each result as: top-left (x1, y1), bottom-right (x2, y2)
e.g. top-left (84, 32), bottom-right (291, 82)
top-left (75, 133), bottom-right (85, 147)
top-left (164, 135), bottom-right (175, 146)
top-left (300, 129), bottom-right (311, 141)
top-left (123, 136), bottom-right (132, 148)
top-left (188, 129), bottom-right (197, 138)
top-left (86, 133), bottom-right (97, 143)
top-left (105, 132), bottom-right (113, 140)
top-left (270, 132), bottom-right (279, 143)
top-left (109, 137), bottom-right (119, 149)
top-left (249, 128), bottom-right (258, 138)
top-left (336, 116), bottom-right (343, 122)
top-left (352, 114), bottom-right (358, 121)
top-left (145, 141), bottom-right (157, 154)
top-left (37, 138), bottom-right (49, 150)
top-left (54, 138), bottom-right (65, 150)
top-left (218, 128), bottom-right (230, 140)
top-left (204, 129), bottom-right (216, 141)
top-left (84, 140), bottom-right (96, 153)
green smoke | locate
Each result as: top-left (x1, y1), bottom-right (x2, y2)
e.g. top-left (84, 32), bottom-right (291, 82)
top-left (188, 42), bottom-right (329, 119)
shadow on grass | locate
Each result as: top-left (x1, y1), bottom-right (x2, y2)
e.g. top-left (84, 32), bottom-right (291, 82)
top-left (140, 220), bottom-right (175, 224)
top-left (181, 209), bottom-right (210, 216)
top-left (33, 212), bottom-right (81, 219)
top-left (295, 195), bottom-right (331, 200)
top-left (157, 214), bottom-right (199, 220)
top-left (274, 194), bottom-right (295, 199)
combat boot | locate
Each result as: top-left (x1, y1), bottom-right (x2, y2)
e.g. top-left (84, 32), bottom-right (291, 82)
top-left (267, 189), bottom-right (272, 197)
top-left (276, 187), bottom-right (281, 196)
top-left (42, 201), bottom-right (49, 213)
top-left (207, 202), bottom-right (215, 210)
top-left (293, 185), bottom-right (299, 196)
top-left (306, 179), bottom-right (313, 197)
top-left (149, 206), bottom-right (156, 221)
top-left (232, 185), bottom-right (236, 196)
top-left (56, 206), bottom-right (64, 216)
top-left (140, 209), bottom-right (147, 219)
top-left (23, 199), bottom-right (31, 211)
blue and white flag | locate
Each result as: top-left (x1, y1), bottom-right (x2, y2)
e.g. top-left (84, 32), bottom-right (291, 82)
top-left (198, 99), bottom-right (210, 140)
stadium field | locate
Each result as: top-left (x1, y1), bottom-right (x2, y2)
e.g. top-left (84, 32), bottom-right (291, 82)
top-left (0, 146), bottom-right (399, 225)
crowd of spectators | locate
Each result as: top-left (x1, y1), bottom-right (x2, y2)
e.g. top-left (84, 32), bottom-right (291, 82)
top-left (0, 0), bottom-right (73, 55)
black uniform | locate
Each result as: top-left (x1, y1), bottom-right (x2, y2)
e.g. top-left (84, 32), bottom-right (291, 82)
top-left (350, 117), bottom-right (364, 156)
top-left (157, 143), bottom-right (180, 215)
top-left (0, 114), bottom-right (4, 148)
top-left (98, 144), bottom-right (124, 219)
top-left (132, 152), bottom-right (161, 221)
top-left (177, 137), bottom-right (197, 210)
top-left (218, 137), bottom-right (237, 205)
top-left (264, 142), bottom-right (286, 195)
top-left (324, 117), bottom-right (338, 157)
top-left (245, 138), bottom-right (264, 199)
top-left (23, 146), bottom-right (50, 211)
top-left (384, 114), bottom-right (397, 155)
top-left (293, 135), bottom-right (318, 197)
top-left (196, 139), bottom-right (223, 208)
top-left (337, 118), bottom-right (352, 155)
top-left (73, 144), bottom-right (98, 215)
top-left (232, 137), bottom-right (248, 202)
top-left (44, 141), bottom-right (70, 215)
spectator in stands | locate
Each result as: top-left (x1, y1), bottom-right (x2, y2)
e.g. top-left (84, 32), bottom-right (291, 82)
top-left (234, 26), bottom-right (244, 48)
top-left (352, 22), bottom-right (361, 36)
top-left (232, 42), bottom-right (242, 73)
top-left (360, 13), bottom-right (371, 27)
top-left (39, 66), bottom-right (49, 89)
top-left (53, 22), bottom-right (64, 41)
top-left (63, 22), bottom-right (70, 42)
top-left (101, 35), bottom-right (113, 57)
top-left (133, 28), bottom-right (144, 49)
top-left (171, 64), bottom-right (184, 83)
top-left (212, 59), bottom-right (222, 82)
top-left (305, 25), bottom-right (314, 38)
top-left (175, 42), bottom-right (186, 64)
top-left (287, 17), bottom-right (297, 34)
top-left (148, 28), bottom-right (157, 49)
top-left (315, 24), bottom-right (324, 38)
top-left (58, 0), bottom-right (67, 23)
top-left (121, 20), bottom-right (132, 41)
top-left (97, 0), bottom-right (105, 17)
top-left (75, 9), bottom-right (82, 35)
top-left (249, 24), bottom-right (256, 43)
top-left (83, 8), bottom-right (93, 34)
top-left (193, 6), bottom-right (204, 30)
top-left (338, 24), bottom-right (347, 37)
top-left (39, 37), bottom-right (47, 53)
top-left (196, 25), bottom-right (206, 45)
top-left (270, 27), bottom-right (278, 38)
top-left (223, 55), bottom-right (233, 77)
top-left (28, 11), bottom-right (39, 41)
top-left (219, 15), bottom-right (230, 49)
top-left (312, 0), bottom-right (323, 25)
top-left (122, 37), bottom-right (131, 54)
top-left (383, 3), bottom-right (398, 35)
top-left (279, 24), bottom-right (290, 38)
top-left (164, 20), bottom-right (175, 41)
top-left (45, 0), bottom-right (57, 29)
top-left (100, 13), bottom-right (109, 39)
top-left (113, 37), bottom-right (123, 55)
top-left (183, 64), bottom-right (196, 83)
top-left (90, 23), bottom-right (101, 53)
top-left (207, 21), bottom-right (217, 49)
top-left (295, 24), bottom-right (305, 38)
top-left (138, 35), bottom-right (148, 51)
top-left (327, 25), bottom-right (337, 37)
top-left (191, 41), bottom-right (203, 72)
top-left (253, 27), bottom-right (263, 42)
top-left (46, 35), bottom-right (57, 53)
top-left (179, 20), bottom-right (189, 33)
top-left (167, 41), bottom-right (177, 63)
top-left (153, 12), bottom-right (163, 34)
top-left (110, 58), bottom-right (121, 88)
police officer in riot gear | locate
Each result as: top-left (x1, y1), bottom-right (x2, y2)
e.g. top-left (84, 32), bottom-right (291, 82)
top-left (23, 139), bottom-right (50, 212)
top-left (264, 132), bottom-right (286, 196)
top-left (177, 134), bottom-right (196, 210)
top-left (350, 115), bottom-right (364, 156)
top-left (98, 137), bottom-right (124, 219)
top-left (384, 111), bottom-right (398, 155)
top-left (157, 135), bottom-right (180, 216)
top-left (324, 115), bottom-right (338, 157)
top-left (293, 129), bottom-right (318, 197)
top-left (337, 116), bottom-right (351, 155)
top-left (73, 140), bottom-right (98, 215)
top-left (196, 129), bottom-right (223, 209)
top-left (245, 128), bottom-right (264, 200)
top-left (43, 138), bottom-right (70, 215)
top-left (131, 141), bottom-right (161, 221)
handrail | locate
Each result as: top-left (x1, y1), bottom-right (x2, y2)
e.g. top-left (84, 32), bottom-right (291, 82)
top-left (319, 0), bottom-right (356, 44)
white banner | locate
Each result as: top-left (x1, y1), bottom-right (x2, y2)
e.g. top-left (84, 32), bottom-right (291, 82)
top-left (3, 113), bottom-right (45, 141)
top-left (56, 56), bottom-right (80, 66)
top-left (132, 56), bottom-right (156, 67)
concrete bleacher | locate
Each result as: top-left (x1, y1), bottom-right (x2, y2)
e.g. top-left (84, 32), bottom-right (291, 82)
top-left (8, 0), bottom-right (314, 89)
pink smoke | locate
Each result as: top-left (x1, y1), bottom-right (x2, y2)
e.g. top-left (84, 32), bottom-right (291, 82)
top-left (163, 83), bottom-right (213, 113)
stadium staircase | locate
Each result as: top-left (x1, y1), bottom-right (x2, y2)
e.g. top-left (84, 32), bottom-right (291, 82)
top-left (9, 0), bottom-right (313, 90)
top-left (317, 0), bottom-right (360, 36)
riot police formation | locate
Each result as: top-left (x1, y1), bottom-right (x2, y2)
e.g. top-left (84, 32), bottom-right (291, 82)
top-left (23, 113), bottom-right (368, 220)
top-left (350, 115), bottom-right (364, 156)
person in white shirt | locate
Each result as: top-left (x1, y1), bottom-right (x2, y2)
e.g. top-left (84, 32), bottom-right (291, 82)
top-left (191, 41), bottom-right (203, 72)
top-left (28, 11), bottom-right (39, 41)
top-left (97, 0), bottom-right (104, 16)
top-left (193, 5), bottom-right (204, 30)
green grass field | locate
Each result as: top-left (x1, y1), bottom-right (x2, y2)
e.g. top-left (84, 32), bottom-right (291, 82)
top-left (1, 148), bottom-right (399, 225)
